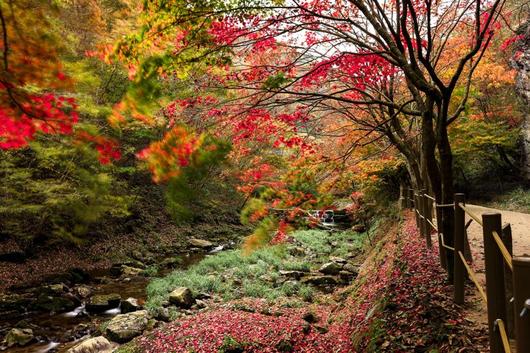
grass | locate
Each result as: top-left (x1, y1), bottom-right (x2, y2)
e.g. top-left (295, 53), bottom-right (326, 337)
top-left (145, 225), bottom-right (374, 311)
top-left (487, 187), bottom-right (530, 213)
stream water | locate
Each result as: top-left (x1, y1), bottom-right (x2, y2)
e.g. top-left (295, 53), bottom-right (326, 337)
top-left (0, 252), bottom-right (207, 353)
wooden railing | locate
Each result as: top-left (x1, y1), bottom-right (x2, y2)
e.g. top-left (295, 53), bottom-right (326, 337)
top-left (401, 189), bottom-right (530, 353)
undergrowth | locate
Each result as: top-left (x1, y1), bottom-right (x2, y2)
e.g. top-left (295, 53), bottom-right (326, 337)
top-left (146, 225), bottom-right (374, 310)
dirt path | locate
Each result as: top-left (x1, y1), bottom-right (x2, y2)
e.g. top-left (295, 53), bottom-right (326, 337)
top-left (459, 204), bottom-right (530, 351)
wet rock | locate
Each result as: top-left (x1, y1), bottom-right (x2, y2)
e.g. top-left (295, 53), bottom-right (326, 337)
top-left (196, 292), bottom-right (212, 300)
top-left (121, 298), bottom-right (142, 313)
top-left (169, 287), bottom-right (194, 308)
top-left (0, 293), bottom-right (34, 313)
top-left (279, 270), bottom-right (305, 280)
top-left (75, 285), bottom-right (92, 299)
top-left (195, 299), bottom-right (207, 309)
top-left (121, 265), bottom-right (144, 277)
top-left (105, 310), bottom-right (149, 343)
top-left (5, 328), bottom-right (34, 347)
top-left (301, 275), bottom-right (338, 286)
top-left (67, 336), bottom-right (115, 353)
top-left (86, 293), bottom-right (121, 313)
top-left (31, 294), bottom-right (76, 313)
top-left (188, 238), bottom-right (214, 249)
top-left (318, 262), bottom-right (342, 275)
top-left (161, 257), bottom-right (180, 268)
top-left (109, 264), bottom-right (123, 277)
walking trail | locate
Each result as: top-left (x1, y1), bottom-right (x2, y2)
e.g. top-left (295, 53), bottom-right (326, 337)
top-left (458, 204), bottom-right (530, 351)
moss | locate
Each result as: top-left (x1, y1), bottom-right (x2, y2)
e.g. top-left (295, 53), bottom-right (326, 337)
top-left (114, 342), bottom-right (142, 353)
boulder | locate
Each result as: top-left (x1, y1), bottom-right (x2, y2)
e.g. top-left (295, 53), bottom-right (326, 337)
top-left (121, 298), bottom-right (141, 313)
top-left (86, 293), bottom-right (121, 313)
top-left (154, 307), bottom-right (171, 322)
top-left (188, 238), bottom-right (214, 249)
top-left (67, 336), bottom-right (116, 353)
top-left (169, 287), bottom-right (194, 308)
top-left (105, 310), bottom-right (149, 343)
top-left (318, 262), bottom-right (342, 275)
top-left (31, 294), bottom-right (77, 313)
top-left (339, 270), bottom-right (356, 282)
top-left (301, 275), bottom-right (338, 286)
top-left (5, 328), bottom-right (34, 347)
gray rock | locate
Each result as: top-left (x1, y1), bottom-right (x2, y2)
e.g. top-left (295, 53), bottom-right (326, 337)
top-left (279, 270), bottom-right (305, 280)
top-left (329, 256), bottom-right (347, 264)
top-left (301, 275), bottom-right (338, 286)
top-left (169, 287), bottom-right (194, 308)
top-left (188, 238), bottom-right (214, 248)
top-left (5, 328), bottom-right (34, 347)
top-left (121, 298), bottom-right (142, 313)
top-left (154, 307), bottom-right (171, 322)
top-left (339, 270), bottom-right (356, 282)
top-left (67, 336), bottom-right (116, 353)
top-left (32, 294), bottom-right (76, 313)
top-left (318, 262), bottom-right (342, 275)
top-left (105, 310), bottom-right (149, 343)
top-left (86, 293), bottom-right (121, 313)
top-left (289, 246), bottom-right (306, 256)
top-left (343, 263), bottom-right (359, 274)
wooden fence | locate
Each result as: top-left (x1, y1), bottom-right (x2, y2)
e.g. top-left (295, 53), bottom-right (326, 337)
top-left (400, 189), bottom-right (530, 353)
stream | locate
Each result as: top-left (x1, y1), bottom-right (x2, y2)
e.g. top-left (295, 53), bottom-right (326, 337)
top-left (0, 252), bottom-right (209, 353)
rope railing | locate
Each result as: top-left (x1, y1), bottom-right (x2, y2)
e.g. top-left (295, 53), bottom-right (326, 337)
top-left (439, 232), bottom-right (455, 251)
top-left (492, 230), bottom-right (513, 271)
top-left (458, 203), bottom-right (483, 226)
top-left (403, 189), bottom-right (530, 353)
top-left (495, 319), bottom-right (512, 353)
top-left (458, 250), bottom-right (487, 303)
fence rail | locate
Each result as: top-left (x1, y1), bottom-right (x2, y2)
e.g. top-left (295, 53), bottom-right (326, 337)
top-left (400, 189), bottom-right (530, 353)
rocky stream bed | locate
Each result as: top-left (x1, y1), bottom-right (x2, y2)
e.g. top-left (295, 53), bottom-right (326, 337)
top-left (0, 238), bottom-right (229, 353)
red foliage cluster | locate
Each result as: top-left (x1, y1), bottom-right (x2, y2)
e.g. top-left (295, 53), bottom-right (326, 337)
top-left (76, 130), bottom-right (121, 164)
top-left (0, 93), bottom-right (79, 149)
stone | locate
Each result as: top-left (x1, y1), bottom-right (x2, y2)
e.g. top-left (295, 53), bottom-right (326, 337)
top-left (318, 262), bottom-right (342, 275)
top-left (86, 293), bottom-right (121, 313)
top-left (279, 270), bottom-right (305, 280)
top-left (339, 270), bottom-right (356, 282)
top-left (329, 256), bottom-right (347, 264)
top-left (302, 311), bottom-right (318, 323)
top-left (289, 246), bottom-right (306, 256)
top-left (188, 238), bottom-right (214, 249)
top-left (314, 325), bottom-right (329, 334)
top-left (169, 287), bottom-right (194, 308)
top-left (351, 224), bottom-right (366, 232)
top-left (32, 294), bottom-right (76, 313)
top-left (195, 299), bottom-right (207, 309)
top-left (275, 339), bottom-right (294, 352)
top-left (75, 285), bottom-right (92, 299)
top-left (5, 328), bottom-right (34, 347)
top-left (105, 310), bottom-right (149, 343)
top-left (67, 336), bottom-right (115, 353)
top-left (155, 307), bottom-right (171, 322)
top-left (121, 265), bottom-right (144, 277)
top-left (121, 298), bottom-right (142, 313)
top-left (343, 263), bottom-right (359, 274)
top-left (109, 264), bottom-right (123, 277)
top-left (301, 275), bottom-right (338, 286)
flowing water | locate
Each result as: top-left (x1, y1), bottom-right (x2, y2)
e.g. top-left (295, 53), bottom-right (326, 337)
top-left (0, 252), bottom-right (207, 353)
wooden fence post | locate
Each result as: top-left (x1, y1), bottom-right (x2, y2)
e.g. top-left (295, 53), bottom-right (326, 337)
top-left (435, 203), bottom-right (447, 270)
top-left (500, 224), bottom-right (514, 338)
top-left (421, 190), bottom-right (432, 248)
top-left (482, 213), bottom-right (506, 353)
top-left (422, 189), bottom-right (433, 249)
top-left (414, 191), bottom-right (421, 235)
top-left (513, 257), bottom-right (530, 353)
top-left (453, 193), bottom-right (465, 305)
